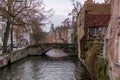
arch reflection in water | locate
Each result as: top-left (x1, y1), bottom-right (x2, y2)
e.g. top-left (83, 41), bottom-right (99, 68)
top-left (45, 49), bottom-right (68, 58)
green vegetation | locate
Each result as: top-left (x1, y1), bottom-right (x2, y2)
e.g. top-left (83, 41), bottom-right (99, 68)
top-left (85, 44), bottom-right (108, 80)
top-left (84, 42), bottom-right (93, 52)
top-left (116, 77), bottom-right (120, 80)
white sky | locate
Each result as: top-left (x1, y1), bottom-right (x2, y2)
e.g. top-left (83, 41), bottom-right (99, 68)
top-left (43, 0), bottom-right (105, 32)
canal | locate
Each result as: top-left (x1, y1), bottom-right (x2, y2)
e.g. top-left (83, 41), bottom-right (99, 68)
top-left (0, 52), bottom-right (91, 80)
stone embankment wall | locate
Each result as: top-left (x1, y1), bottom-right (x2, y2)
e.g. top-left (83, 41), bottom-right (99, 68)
top-left (10, 47), bottom-right (43, 63)
top-left (0, 47), bottom-right (48, 68)
top-left (0, 54), bottom-right (10, 68)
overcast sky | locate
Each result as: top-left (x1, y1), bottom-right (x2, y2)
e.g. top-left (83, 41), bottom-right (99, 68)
top-left (43, 0), bottom-right (105, 32)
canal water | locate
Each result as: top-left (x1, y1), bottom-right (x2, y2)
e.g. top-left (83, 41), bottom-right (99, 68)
top-left (0, 56), bottom-right (91, 80)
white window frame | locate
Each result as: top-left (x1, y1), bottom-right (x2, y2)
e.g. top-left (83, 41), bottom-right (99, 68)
top-left (92, 27), bottom-right (99, 36)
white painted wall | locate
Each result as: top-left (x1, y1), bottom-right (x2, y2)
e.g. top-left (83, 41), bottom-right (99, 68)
top-left (0, 20), bottom-right (6, 45)
top-left (68, 27), bottom-right (74, 43)
top-left (24, 32), bottom-right (30, 44)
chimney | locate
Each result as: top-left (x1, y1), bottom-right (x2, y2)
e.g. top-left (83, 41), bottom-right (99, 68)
top-left (85, 0), bottom-right (94, 4)
top-left (105, 0), bottom-right (110, 4)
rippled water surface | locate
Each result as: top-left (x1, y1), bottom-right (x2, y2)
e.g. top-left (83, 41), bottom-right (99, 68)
top-left (0, 56), bottom-right (91, 80)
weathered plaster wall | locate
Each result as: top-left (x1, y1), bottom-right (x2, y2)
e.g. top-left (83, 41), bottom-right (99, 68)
top-left (104, 0), bottom-right (120, 80)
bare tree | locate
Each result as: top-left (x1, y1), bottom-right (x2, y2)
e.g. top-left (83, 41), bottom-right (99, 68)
top-left (70, 0), bottom-right (82, 18)
top-left (69, 0), bottom-right (82, 43)
top-left (0, 0), bottom-right (53, 53)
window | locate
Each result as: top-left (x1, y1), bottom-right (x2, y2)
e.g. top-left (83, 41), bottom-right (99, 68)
top-left (91, 27), bottom-right (99, 36)
top-left (0, 16), bottom-right (2, 22)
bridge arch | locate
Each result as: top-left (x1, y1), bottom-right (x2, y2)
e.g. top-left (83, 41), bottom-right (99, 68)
top-left (26, 43), bottom-right (78, 56)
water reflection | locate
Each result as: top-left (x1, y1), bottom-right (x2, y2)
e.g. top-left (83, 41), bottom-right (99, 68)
top-left (0, 56), bottom-right (91, 80)
top-left (45, 49), bottom-right (68, 57)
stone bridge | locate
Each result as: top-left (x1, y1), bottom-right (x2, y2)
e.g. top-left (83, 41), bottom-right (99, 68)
top-left (0, 43), bottom-right (78, 68)
top-left (26, 43), bottom-right (78, 56)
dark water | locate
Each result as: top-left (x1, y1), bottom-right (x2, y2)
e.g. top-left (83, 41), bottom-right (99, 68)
top-left (0, 56), bottom-right (91, 80)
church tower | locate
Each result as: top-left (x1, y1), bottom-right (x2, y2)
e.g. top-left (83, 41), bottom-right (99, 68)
top-left (50, 23), bottom-right (54, 32)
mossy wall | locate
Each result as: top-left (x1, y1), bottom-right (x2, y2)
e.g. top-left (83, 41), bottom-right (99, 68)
top-left (84, 44), bottom-right (108, 80)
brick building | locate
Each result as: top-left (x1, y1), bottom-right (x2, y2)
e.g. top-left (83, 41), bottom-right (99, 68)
top-left (46, 26), bottom-right (74, 43)
top-left (53, 27), bottom-right (68, 43)
top-left (77, 0), bottom-right (110, 58)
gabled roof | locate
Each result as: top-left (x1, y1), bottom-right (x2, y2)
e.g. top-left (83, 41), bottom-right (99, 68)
top-left (85, 14), bottom-right (110, 27)
top-left (84, 3), bottom-right (110, 27)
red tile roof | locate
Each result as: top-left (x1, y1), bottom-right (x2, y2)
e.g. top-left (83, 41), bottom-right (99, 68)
top-left (85, 14), bottom-right (110, 27)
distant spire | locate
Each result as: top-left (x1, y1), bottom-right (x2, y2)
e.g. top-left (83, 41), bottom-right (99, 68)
top-left (50, 23), bottom-right (54, 32)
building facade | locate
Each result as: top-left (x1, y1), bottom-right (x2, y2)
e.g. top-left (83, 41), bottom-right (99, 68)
top-left (68, 27), bottom-right (74, 43)
top-left (77, 0), bottom-right (110, 59)
top-left (46, 26), bottom-right (74, 44)
top-left (104, 0), bottom-right (120, 79)
top-left (0, 16), bottom-right (7, 45)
